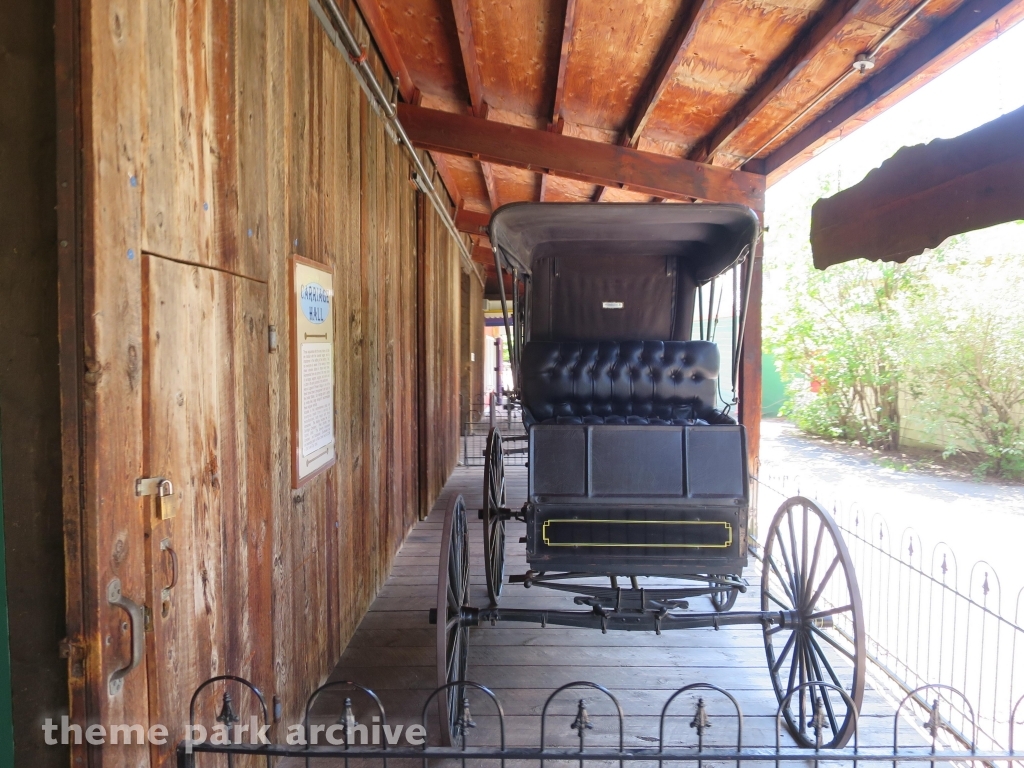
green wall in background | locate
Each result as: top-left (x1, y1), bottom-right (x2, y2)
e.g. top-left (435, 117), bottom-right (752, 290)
top-left (762, 352), bottom-right (786, 418)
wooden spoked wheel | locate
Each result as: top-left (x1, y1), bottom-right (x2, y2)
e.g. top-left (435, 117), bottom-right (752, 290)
top-left (482, 428), bottom-right (506, 606)
top-left (436, 493), bottom-right (470, 746)
top-left (709, 575), bottom-right (740, 612)
top-left (761, 496), bottom-right (865, 748)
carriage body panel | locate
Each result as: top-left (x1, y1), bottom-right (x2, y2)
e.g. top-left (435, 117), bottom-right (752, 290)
top-left (526, 423), bottom-right (748, 574)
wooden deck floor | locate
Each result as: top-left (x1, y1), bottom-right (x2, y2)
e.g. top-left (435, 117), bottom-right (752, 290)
top-left (308, 466), bottom-right (921, 755)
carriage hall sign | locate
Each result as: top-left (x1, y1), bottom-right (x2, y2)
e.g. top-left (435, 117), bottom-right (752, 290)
top-left (290, 255), bottom-right (337, 487)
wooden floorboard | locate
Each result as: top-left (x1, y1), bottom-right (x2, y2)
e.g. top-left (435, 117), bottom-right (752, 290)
top-left (316, 466), bottom-right (924, 756)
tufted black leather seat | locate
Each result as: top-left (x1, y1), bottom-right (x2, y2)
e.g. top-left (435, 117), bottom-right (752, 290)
top-left (520, 340), bottom-right (734, 427)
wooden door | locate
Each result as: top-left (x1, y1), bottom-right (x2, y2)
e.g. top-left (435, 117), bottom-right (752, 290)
top-left (141, 255), bottom-right (273, 766)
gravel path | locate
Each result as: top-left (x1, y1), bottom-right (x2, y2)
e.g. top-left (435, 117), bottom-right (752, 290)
top-left (757, 418), bottom-right (1024, 602)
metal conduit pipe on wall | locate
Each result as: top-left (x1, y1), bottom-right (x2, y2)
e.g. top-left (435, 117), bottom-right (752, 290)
top-left (309, 0), bottom-right (484, 287)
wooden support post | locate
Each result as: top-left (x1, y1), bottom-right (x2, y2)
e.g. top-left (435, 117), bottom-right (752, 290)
top-left (739, 217), bottom-right (764, 534)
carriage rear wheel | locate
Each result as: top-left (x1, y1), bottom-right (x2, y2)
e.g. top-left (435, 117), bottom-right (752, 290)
top-left (482, 428), bottom-right (506, 606)
top-left (435, 493), bottom-right (470, 746)
top-left (761, 496), bottom-right (865, 748)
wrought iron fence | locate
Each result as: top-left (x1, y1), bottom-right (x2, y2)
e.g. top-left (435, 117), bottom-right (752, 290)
top-left (755, 471), bottom-right (1024, 755)
top-left (178, 675), bottom-right (1024, 766)
top-left (460, 395), bottom-right (527, 467)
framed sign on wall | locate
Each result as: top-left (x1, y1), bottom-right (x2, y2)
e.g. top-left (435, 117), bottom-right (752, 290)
top-left (290, 255), bottom-right (337, 487)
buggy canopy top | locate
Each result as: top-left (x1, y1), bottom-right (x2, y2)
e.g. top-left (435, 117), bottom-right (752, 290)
top-left (489, 202), bottom-right (760, 284)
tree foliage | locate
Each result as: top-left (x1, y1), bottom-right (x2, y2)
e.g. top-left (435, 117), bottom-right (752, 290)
top-left (765, 173), bottom-right (1024, 480)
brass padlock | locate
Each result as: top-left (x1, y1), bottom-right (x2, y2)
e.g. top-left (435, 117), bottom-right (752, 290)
top-left (157, 479), bottom-right (178, 520)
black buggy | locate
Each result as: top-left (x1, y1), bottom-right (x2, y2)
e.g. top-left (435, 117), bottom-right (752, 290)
top-left (430, 203), bottom-right (866, 749)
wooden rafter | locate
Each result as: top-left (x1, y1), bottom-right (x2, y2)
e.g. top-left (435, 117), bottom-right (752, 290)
top-left (451, 0), bottom-right (500, 210)
top-left (689, 0), bottom-right (871, 164)
top-left (593, 0), bottom-right (713, 201)
top-left (455, 206), bottom-right (491, 236)
top-left (352, 0), bottom-right (416, 102)
top-left (352, 0), bottom-right (469, 209)
top-left (397, 103), bottom-right (766, 210)
top-left (756, 0), bottom-right (1024, 179)
top-left (541, 0), bottom-right (578, 202)
top-left (623, 0), bottom-right (714, 148)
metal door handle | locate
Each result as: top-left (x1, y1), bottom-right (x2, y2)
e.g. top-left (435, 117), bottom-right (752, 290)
top-left (107, 578), bottom-right (144, 696)
top-left (160, 538), bottom-right (178, 590)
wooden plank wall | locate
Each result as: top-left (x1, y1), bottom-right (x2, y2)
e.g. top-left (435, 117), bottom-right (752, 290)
top-left (460, 273), bottom-right (485, 425)
top-left (63, 0), bottom-right (466, 761)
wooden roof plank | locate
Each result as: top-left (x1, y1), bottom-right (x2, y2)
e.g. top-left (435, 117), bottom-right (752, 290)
top-left (810, 104), bottom-right (1024, 268)
top-left (624, 0), bottom-right (715, 148)
top-left (451, 0), bottom-right (487, 116)
top-left (455, 207), bottom-right (491, 235)
top-left (551, 0), bottom-right (579, 126)
top-left (758, 0), bottom-right (1024, 178)
top-left (451, 0), bottom-right (502, 209)
top-left (591, 0), bottom-right (713, 201)
top-left (690, 0), bottom-right (873, 164)
top-left (397, 103), bottom-right (766, 210)
top-left (352, 0), bottom-right (416, 102)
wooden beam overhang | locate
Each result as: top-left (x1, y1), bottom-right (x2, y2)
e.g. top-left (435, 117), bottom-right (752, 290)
top-left (689, 0), bottom-right (871, 164)
top-left (398, 103), bottom-right (766, 211)
top-left (455, 206), bottom-right (491, 236)
top-left (623, 0), bottom-right (714, 149)
top-left (810, 104), bottom-right (1024, 269)
top-left (593, 0), bottom-right (713, 202)
top-left (352, 0), bottom-right (470, 210)
top-left (755, 0), bottom-right (1024, 180)
top-left (352, 0), bottom-right (416, 102)
top-left (540, 0), bottom-right (579, 202)
top-left (451, 0), bottom-right (500, 211)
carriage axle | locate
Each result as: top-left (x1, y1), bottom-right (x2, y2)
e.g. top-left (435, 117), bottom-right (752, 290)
top-left (430, 606), bottom-right (832, 634)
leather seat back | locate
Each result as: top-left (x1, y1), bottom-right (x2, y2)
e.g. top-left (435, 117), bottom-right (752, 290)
top-left (521, 340), bottom-right (721, 424)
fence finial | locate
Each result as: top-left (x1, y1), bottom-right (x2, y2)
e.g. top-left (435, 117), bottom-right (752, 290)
top-left (690, 697), bottom-right (711, 737)
top-left (924, 698), bottom-right (942, 746)
top-left (809, 696), bottom-right (827, 750)
top-left (572, 699), bottom-right (593, 737)
top-left (216, 691), bottom-right (240, 728)
top-left (456, 696), bottom-right (477, 733)
top-left (340, 697), bottom-right (358, 744)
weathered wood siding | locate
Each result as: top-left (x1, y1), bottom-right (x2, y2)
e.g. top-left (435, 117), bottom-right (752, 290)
top-left (61, 0), bottom-right (466, 763)
top-left (460, 272), bottom-right (485, 425)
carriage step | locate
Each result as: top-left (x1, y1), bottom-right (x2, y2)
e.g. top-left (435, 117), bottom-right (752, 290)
top-left (428, 608), bottom-right (437, 625)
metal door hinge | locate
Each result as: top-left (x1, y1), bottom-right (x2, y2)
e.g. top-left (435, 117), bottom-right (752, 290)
top-left (136, 476), bottom-right (178, 519)
top-left (58, 638), bottom-right (85, 660)
top-left (58, 638), bottom-right (86, 679)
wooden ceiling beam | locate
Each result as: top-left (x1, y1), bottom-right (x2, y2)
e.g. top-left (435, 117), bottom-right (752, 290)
top-left (455, 206), bottom-right (491, 236)
top-left (756, 0), bottom-right (1023, 179)
top-left (397, 103), bottom-right (766, 210)
top-left (351, 0), bottom-right (416, 102)
top-left (351, 0), bottom-right (472, 208)
top-left (451, 0), bottom-right (486, 117)
top-left (551, 0), bottom-right (579, 129)
top-left (592, 0), bottom-right (713, 201)
top-left (451, 0), bottom-right (500, 210)
top-left (623, 0), bottom-right (714, 148)
top-left (689, 0), bottom-right (871, 164)
top-left (541, 0), bottom-right (578, 202)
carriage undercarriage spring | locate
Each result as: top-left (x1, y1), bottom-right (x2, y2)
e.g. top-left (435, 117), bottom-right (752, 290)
top-left (428, 203), bottom-right (867, 751)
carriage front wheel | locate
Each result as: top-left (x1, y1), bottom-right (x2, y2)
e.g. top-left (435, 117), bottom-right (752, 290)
top-left (761, 496), bottom-right (865, 748)
top-left (435, 493), bottom-right (470, 746)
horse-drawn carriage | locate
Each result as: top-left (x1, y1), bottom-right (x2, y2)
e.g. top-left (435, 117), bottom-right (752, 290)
top-left (430, 203), bottom-right (866, 749)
